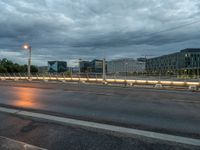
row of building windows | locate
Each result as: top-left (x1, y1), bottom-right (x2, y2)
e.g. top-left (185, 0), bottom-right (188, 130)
top-left (146, 49), bottom-right (200, 75)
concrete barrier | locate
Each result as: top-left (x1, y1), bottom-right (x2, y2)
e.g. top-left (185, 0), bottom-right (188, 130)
top-left (155, 84), bottom-right (163, 88)
top-left (188, 85), bottom-right (198, 91)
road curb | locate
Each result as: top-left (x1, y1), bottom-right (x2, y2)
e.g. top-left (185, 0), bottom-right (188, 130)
top-left (0, 136), bottom-right (46, 150)
top-left (0, 107), bottom-right (200, 147)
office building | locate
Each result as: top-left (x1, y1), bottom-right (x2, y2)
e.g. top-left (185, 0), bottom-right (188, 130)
top-left (107, 58), bottom-right (145, 74)
top-left (79, 59), bottom-right (105, 73)
top-left (90, 59), bottom-right (104, 73)
top-left (79, 61), bottom-right (91, 73)
top-left (146, 48), bottom-right (200, 76)
top-left (48, 61), bottom-right (67, 73)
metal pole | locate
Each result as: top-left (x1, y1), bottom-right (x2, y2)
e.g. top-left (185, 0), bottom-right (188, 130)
top-left (103, 57), bottom-right (106, 81)
top-left (70, 67), bottom-right (72, 78)
top-left (28, 46), bottom-right (32, 79)
top-left (79, 58), bottom-right (81, 76)
top-left (126, 63), bottom-right (128, 78)
top-left (198, 57), bottom-right (200, 79)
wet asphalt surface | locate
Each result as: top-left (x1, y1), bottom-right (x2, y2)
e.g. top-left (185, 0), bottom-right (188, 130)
top-left (0, 112), bottom-right (199, 150)
top-left (0, 81), bottom-right (199, 138)
top-left (0, 81), bottom-right (199, 149)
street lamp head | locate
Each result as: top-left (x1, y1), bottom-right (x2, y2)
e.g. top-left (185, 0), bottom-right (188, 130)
top-left (23, 43), bottom-right (31, 50)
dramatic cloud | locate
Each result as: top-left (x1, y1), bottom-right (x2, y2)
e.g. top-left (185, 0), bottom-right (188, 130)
top-left (0, 0), bottom-right (200, 66)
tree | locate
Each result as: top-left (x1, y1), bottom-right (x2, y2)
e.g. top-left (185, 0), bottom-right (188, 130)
top-left (0, 65), bottom-right (7, 73)
top-left (0, 58), bottom-right (38, 73)
top-left (31, 65), bottom-right (38, 73)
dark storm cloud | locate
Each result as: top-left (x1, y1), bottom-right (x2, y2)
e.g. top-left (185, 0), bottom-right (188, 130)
top-left (0, 0), bottom-right (200, 65)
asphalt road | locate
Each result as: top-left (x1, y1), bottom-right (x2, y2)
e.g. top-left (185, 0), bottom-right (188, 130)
top-left (0, 81), bottom-right (200, 138)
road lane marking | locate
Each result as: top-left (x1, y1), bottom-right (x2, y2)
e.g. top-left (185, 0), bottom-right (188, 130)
top-left (0, 107), bottom-right (19, 114)
top-left (0, 136), bottom-right (47, 150)
top-left (0, 107), bottom-right (200, 147)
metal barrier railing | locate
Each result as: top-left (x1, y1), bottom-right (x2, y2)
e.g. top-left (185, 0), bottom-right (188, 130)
top-left (0, 73), bottom-right (199, 88)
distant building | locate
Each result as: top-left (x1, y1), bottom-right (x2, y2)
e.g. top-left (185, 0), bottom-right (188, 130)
top-left (146, 48), bottom-right (200, 76)
top-left (38, 66), bottom-right (48, 73)
top-left (79, 59), bottom-right (105, 73)
top-left (90, 59), bottom-right (104, 73)
top-left (107, 58), bottom-right (145, 74)
top-left (48, 61), bottom-right (67, 73)
top-left (79, 61), bottom-right (91, 73)
top-left (72, 67), bottom-right (79, 72)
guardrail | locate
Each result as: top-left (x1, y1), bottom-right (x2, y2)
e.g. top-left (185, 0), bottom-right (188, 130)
top-left (0, 74), bottom-right (200, 90)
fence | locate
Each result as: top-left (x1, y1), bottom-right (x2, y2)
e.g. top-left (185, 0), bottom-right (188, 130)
top-left (0, 73), bottom-right (200, 90)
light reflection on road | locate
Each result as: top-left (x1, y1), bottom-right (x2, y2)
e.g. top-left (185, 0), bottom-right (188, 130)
top-left (14, 87), bottom-right (40, 108)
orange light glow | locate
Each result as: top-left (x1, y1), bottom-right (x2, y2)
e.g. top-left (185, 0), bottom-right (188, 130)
top-left (14, 87), bottom-right (39, 108)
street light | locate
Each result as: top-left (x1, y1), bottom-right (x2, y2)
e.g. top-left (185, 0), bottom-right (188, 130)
top-left (103, 57), bottom-right (106, 81)
top-left (79, 58), bottom-right (82, 76)
top-left (125, 62), bottom-right (128, 77)
top-left (23, 43), bottom-right (32, 79)
top-left (198, 57), bottom-right (200, 79)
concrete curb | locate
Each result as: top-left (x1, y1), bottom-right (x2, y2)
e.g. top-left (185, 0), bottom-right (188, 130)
top-left (0, 136), bottom-right (46, 150)
top-left (0, 107), bottom-right (200, 147)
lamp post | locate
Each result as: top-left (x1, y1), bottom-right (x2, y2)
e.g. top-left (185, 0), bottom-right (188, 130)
top-left (23, 43), bottom-right (32, 79)
top-left (124, 61), bottom-right (128, 80)
top-left (103, 57), bottom-right (106, 81)
top-left (79, 58), bottom-right (82, 76)
top-left (198, 57), bottom-right (200, 79)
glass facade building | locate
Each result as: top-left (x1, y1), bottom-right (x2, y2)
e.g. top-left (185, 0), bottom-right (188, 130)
top-left (107, 58), bottom-right (146, 74)
top-left (90, 59), bottom-right (104, 73)
top-left (146, 48), bottom-right (200, 76)
top-left (48, 61), bottom-right (67, 73)
top-left (79, 59), bottom-right (104, 73)
top-left (79, 61), bottom-right (91, 73)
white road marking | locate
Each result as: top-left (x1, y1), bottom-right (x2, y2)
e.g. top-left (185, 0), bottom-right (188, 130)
top-left (0, 107), bottom-right (19, 114)
top-left (0, 107), bottom-right (200, 147)
top-left (0, 136), bottom-right (47, 150)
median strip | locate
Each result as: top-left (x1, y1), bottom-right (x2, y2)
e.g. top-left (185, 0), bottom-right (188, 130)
top-left (0, 107), bottom-right (200, 147)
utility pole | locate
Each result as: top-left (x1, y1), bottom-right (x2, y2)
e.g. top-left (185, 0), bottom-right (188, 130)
top-left (70, 67), bottom-right (73, 77)
top-left (198, 57), bottom-right (200, 79)
top-left (79, 58), bottom-right (82, 76)
top-left (103, 57), bottom-right (106, 81)
top-left (125, 61), bottom-right (128, 79)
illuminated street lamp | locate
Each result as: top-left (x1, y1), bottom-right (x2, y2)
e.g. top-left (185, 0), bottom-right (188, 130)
top-left (23, 43), bottom-right (32, 79)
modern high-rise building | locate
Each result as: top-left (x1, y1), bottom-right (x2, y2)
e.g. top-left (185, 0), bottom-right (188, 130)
top-left (48, 61), bottom-right (67, 73)
top-left (107, 58), bottom-right (146, 74)
top-left (79, 59), bottom-right (105, 73)
top-left (79, 61), bottom-right (91, 73)
top-left (146, 48), bottom-right (200, 76)
top-left (90, 59), bottom-right (104, 73)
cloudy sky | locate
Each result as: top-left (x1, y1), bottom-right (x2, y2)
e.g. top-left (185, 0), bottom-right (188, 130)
top-left (0, 0), bottom-right (200, 66)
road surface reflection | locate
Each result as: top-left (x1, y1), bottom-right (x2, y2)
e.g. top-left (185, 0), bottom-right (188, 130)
top-left (14, 87), bottom-right (40, 108)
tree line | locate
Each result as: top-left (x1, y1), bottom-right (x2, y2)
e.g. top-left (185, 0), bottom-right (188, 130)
top-left (0, 58), bottom-right (38, 73)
